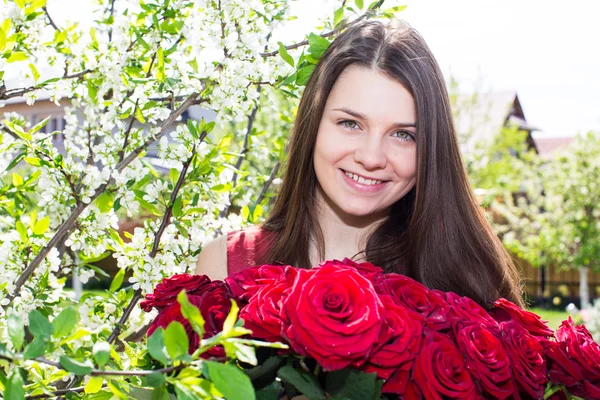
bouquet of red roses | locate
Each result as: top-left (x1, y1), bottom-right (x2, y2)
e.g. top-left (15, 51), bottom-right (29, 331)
top-left (141, 259), bottom-right (600, 400)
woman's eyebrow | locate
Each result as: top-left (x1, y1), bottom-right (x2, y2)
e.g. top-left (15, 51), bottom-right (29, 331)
top-left (332, 107), bottom-right (416, 128)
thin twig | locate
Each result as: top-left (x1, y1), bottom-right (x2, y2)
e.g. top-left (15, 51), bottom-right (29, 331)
top-left (5, 93), bottom-right (201, 305)
top-left (259, 0), bottom-right (384, 57)
top-left (219, 85), bottom-right (262, 219)
top-left (255, 161), bottom-right (280, 207)
top-left (107, 0), bottom-right (117, 42)
top-left (42, 6), bottom-right (60, 31)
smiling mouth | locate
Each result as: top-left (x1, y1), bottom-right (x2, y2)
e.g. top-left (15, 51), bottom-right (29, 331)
top-left (342, 169), bottom-right (387, 186)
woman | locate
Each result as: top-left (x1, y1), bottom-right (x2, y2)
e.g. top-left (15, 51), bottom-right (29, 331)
top-left (195, 19), bottom-right (524, 308)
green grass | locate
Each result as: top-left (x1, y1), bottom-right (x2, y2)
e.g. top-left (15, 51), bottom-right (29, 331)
top-left (529, 308), bottom-right (570, 330)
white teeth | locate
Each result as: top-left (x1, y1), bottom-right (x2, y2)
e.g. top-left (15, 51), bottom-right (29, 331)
top-left (344, 171), bottom-right (383, 185)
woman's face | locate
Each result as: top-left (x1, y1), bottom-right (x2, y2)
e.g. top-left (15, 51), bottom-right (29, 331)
top-left (313, 65), bottom-right (417, 220)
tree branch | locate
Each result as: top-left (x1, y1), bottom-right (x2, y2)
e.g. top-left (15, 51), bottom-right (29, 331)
top-left (5, 92), bottom-right (201, 306)
top-left (0, 70), bottom-right (92, 100)
top-left (259, 0), bottom-right (384, 57)
top-left (42, 6), bottom-right (60, 31)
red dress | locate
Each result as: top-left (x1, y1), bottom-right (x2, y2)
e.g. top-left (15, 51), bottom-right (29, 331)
top-left (226, 226), bottom-right (275, 275)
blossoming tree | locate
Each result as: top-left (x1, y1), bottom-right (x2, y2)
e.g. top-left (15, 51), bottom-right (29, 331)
top-left (0, 0), bottom-right (402, 397)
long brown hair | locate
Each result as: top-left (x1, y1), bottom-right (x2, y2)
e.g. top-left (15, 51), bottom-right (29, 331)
top-left (261, 20), bottom-right (523, 308)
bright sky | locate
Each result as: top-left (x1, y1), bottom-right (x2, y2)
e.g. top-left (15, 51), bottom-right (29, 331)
top-left (11, 0), bottom-right (600, 137)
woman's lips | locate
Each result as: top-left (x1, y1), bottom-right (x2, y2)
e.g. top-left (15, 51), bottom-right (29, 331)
top-left (340, 169), bottom-right (389, 193)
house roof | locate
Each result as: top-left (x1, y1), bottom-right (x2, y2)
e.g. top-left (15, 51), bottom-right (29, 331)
top-left (454, 91), bottom-right (539, 154)
top-left (532, 136), bottom-right (575, 158)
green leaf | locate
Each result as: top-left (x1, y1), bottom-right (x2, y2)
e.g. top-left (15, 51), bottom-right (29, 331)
top-left (177, 290), bottom-right (204, 337)
top-left (23, 337), bottom-right (46, 360)
top-left (85, 376), bottom-right (104, 394)
top-left (28, 63), bottom-right (40, 81)
top-left (4, 151), bottom-right (26, 172)
top-left (355, 0), bottom-right (364, 9)
top-left (29, 116), bottom-right (50, 134)
top-left (277, 42), bottom-right (294, 67)
top-left (0, 28), bottom-right (5, 52)
top-left (5, 369), bottom-right (25, 400)
top-left (52, 306), bottom-right (78, 339)
top-left (296, 64), bottom-right (316, 86)
top-left (12, 172), bottom-right (23, 186)
top-left (222, 299), bottom-right (238, 335)
top-left (110, 268), bottom-right (125, 292)
top-left (147, 328), bottom-right (170, 365)
top-left (93, 341), bottom-right (111, 368)
top-left (7, 314), bottom-right (24, 352)
top-left (164, 321), bottom-right (189, 360)
top-left (333, 7), bottom-right (344, 27)
top-left (152, 386), bottom-right (170, 400)
top-left (143, 372), bottom-right (166, 388)
top-left (205, 361), bottom-right (255, 400)
top-left (325, 369), bottom-right (378, 400)
top-left (96, 191), bottom-right (114, 213)
top-left (32, 216), bottom-right (50, 235)
top-left (7, 51), bottom-right (27, 63)
top-left (15, 220), bottom-right (28, 242)
top-left (172, 196), bottom-right (183, 218)
top-left (59, 355), bottom-right (94, 376)
top-left (382, 5), bottom-right (407, 14)
top-left (23, 156), bottom-right (41, 166)
top-left (157, 47), bottom-right (165, 82)
top-left (28, 310), bottom-right (53, 339)
top-left (186, 120), bottom-right (199, 140)
top-left (278, 365), bottom-right (326, 400)
top-left (307, 33), bottom-right (330, 58)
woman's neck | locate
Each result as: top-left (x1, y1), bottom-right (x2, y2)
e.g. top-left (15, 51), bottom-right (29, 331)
top-left (309, 187), bottom-right (388, 266)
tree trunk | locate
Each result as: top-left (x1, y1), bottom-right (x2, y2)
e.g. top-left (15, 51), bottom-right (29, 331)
top-left (579, 266), bottom-right (590, 309)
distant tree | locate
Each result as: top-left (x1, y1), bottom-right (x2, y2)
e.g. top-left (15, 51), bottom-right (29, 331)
top-left (495, 132), bottom-right (600, 308)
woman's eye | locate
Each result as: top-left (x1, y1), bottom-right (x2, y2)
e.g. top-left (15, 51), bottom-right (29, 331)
top-left (392, 130), bottom-right (415, 141)
top-left (340, 120), bottom-right (359, 129)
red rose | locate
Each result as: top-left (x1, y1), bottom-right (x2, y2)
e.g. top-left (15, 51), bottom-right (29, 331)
top-left (499, 320), bottom-right (548, 398)
top-left (454, 321), bottom-right (517, 399)
top-left (361, 295), bottom-right (424, 396)
top-left (147, 300), bottom-right (201, 353)
top-left (546, 318), bottom-right (600, 399)
top-left (141, 273), bottom-right (211, 312)
top-left (445, 292), bottom-right (499, 333)
top-left (225, 264), bottom-right (287, 303)
top-left (491, 298), bottom-right (554, 339)
top-left (412, 330), bottom-right (477, 400)
top-left (322, 258), bottom-right (384, 283)
top-left (376, 273), bottom-right (450, 331)
top-left (148, 281), bottom-right (235, 358)
top-left (280, 264), bottom-right (385, 371)
top-left (239, 277), bottom-right (289, 343)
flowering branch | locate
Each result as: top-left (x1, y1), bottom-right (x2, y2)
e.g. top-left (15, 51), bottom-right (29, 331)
top-left (107, 128), bottom-right (207, 344)
top-left (260, 0), bottom-right (384, 57)
top-left (5, 93), bottom-right (201, 306)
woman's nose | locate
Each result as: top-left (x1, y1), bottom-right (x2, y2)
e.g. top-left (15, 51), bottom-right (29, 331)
top-left (353, 135), bottom-right (387, 170)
